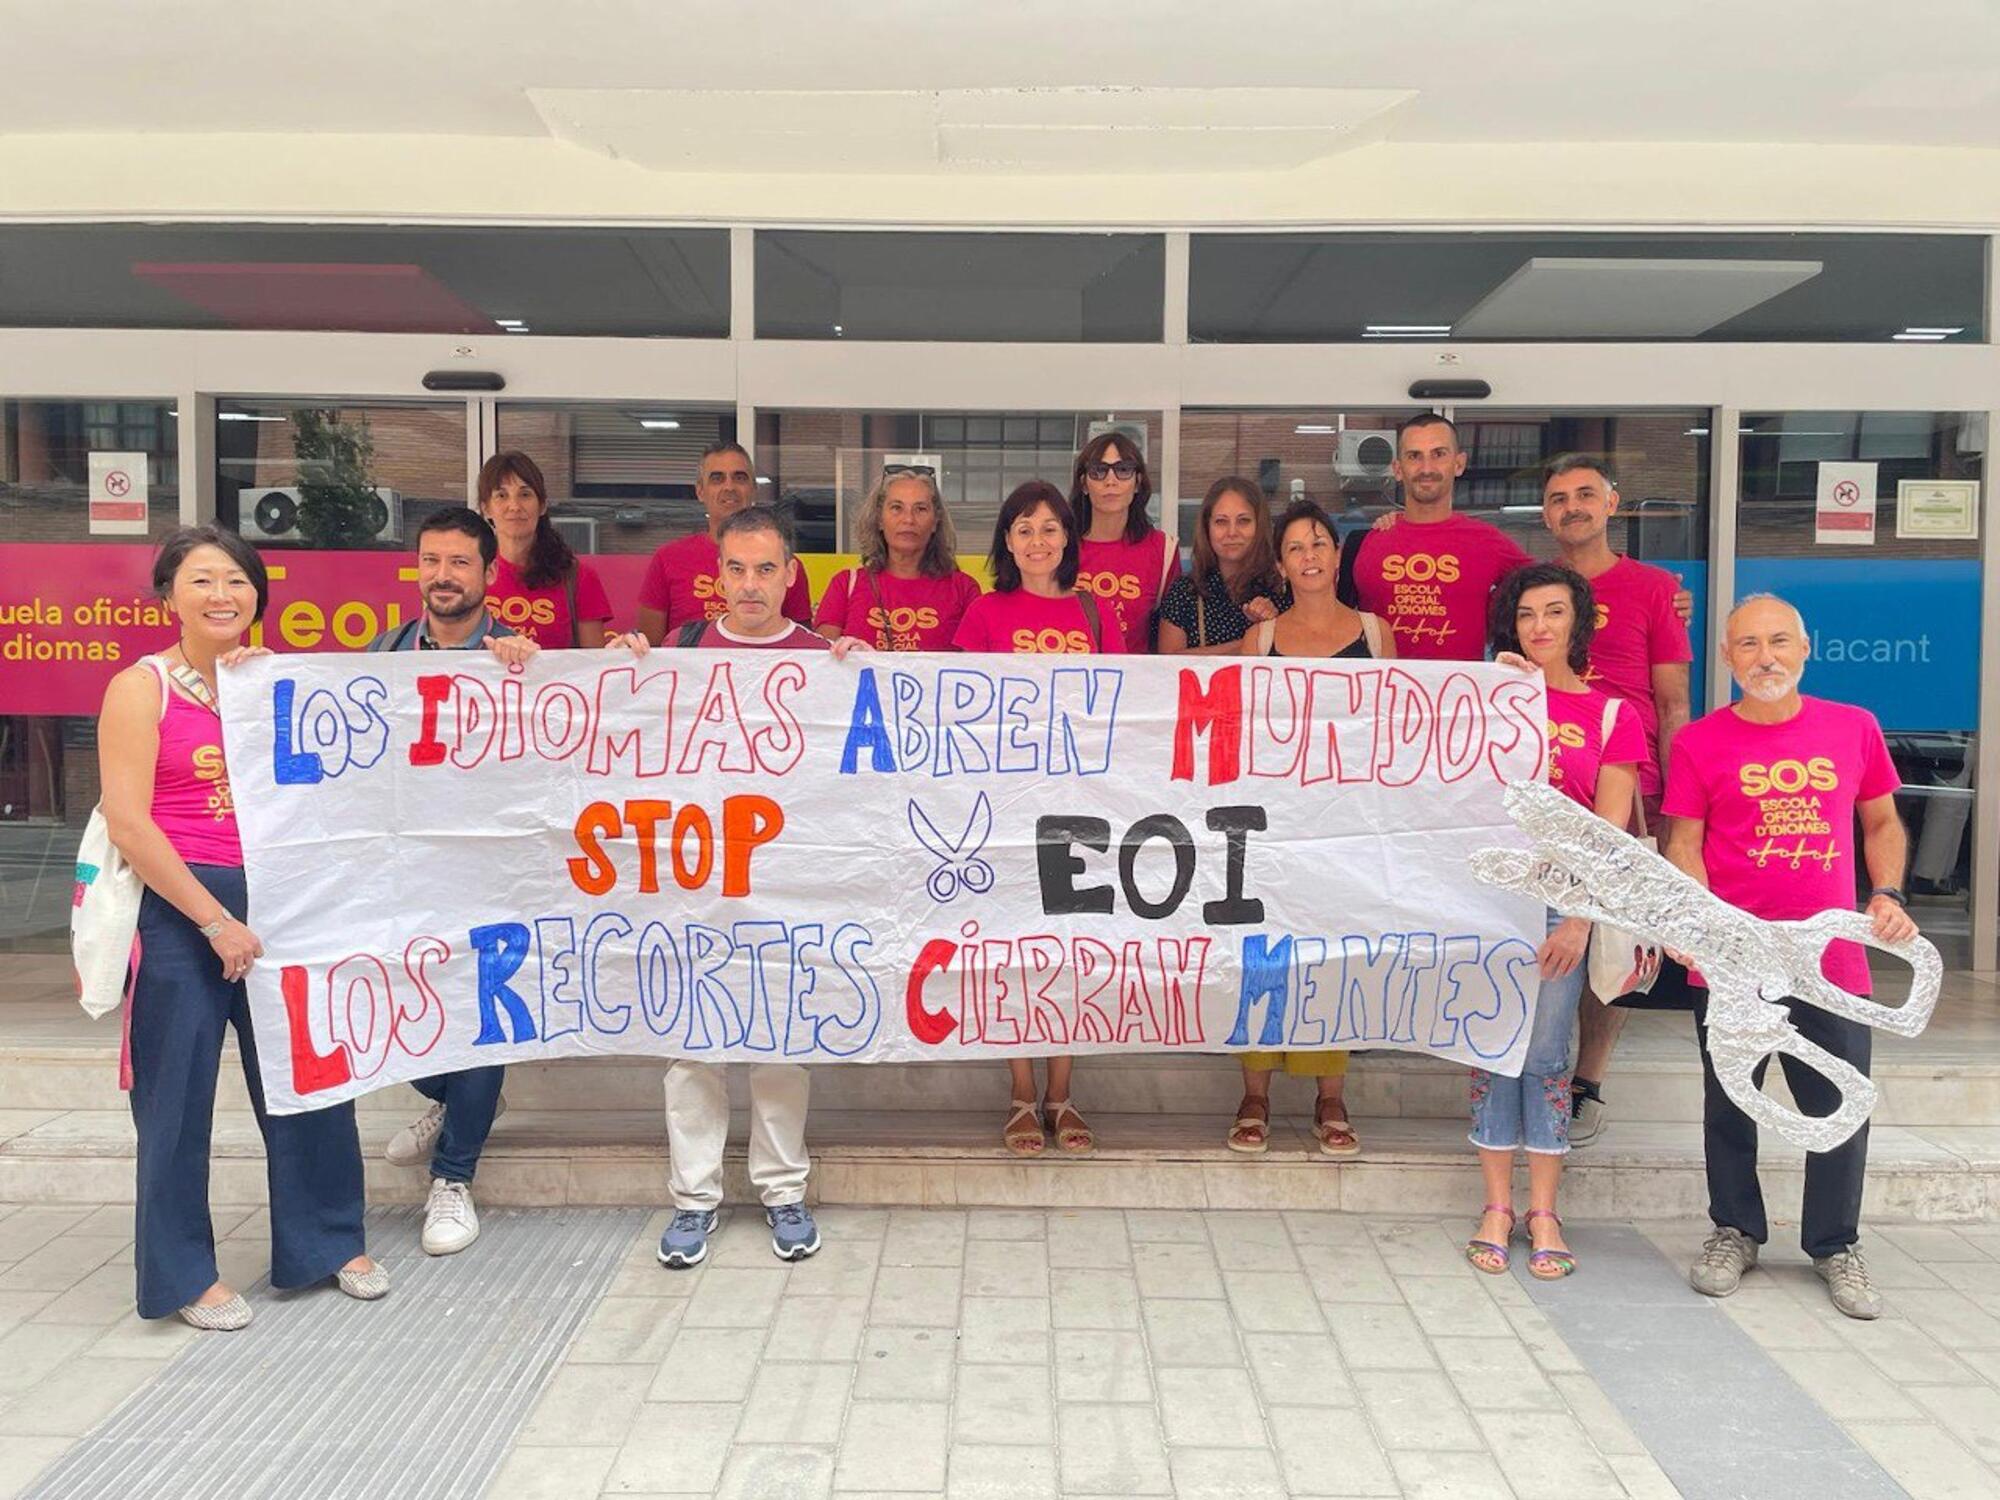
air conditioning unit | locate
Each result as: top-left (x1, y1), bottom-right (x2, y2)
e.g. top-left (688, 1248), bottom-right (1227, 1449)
top-left (1334, 430), bottom-right (1397, 479)
top-left (239, 486), bottom-right (402, 543)
top-left (551, 514), bottom-right (598, 554)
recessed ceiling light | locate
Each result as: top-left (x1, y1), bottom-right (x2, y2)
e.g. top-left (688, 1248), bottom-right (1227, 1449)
top-left (755, 477), bottom-right (772, 485)
top-left (638, 418), bottom-right (681, 430)
top-left (1892, 332), bottom-right (1948, 342)
top-left (1902, 326), bottom-right (1963, 336)
top-left (1365, 324), bottom-right (1452, 333)
top-left (494, 317), bottom-right (526, 327)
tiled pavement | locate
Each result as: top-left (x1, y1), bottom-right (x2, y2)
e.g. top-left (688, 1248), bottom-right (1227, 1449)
top-left (4, 1202), bottom-right (2000, 1498)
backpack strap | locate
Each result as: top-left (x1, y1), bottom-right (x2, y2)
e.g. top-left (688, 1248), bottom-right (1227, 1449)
top-left (675, 619), bottom-right (710, 648)
top-left (1361, 612), bottom-right (1383, 657)
top-left (1076, 590), bottom-right (1104, 652)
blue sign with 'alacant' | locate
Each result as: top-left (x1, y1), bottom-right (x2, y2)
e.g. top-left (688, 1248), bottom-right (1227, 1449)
top-left (1733, 558), bottom-right (1980, 732)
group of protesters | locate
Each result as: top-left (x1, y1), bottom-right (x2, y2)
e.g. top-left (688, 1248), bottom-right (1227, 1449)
top-left (99, 414), bottom-right (1918, 1331)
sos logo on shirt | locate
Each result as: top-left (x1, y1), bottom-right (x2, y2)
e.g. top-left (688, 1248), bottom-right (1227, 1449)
top-left (1380, 554), bottom-right (1462, 584)
top-left (1548, 720), bottom-right (1586, 750)
top-left (1074, 571), bottom-right (1143, 601)
top-left (1010, 627), bottom-right (1094, 654)
top-left (1738, 757), bottom-right (1838, 797)
top-left (866, 606), bottom-right (940, 633)
top-left (691, 574), bottom-right (729, 619)
top-left (487, 595), bottom-right (559, 627)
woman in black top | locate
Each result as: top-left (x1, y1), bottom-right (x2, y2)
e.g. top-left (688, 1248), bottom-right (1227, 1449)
top-left (1157, 477), bottom-right (1287, 655)
top-left (1225, 500), bottom-right (1393, 1161)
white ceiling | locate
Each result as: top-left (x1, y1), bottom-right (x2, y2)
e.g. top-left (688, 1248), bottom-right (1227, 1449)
top-left (6, 0), bottom-right (2000, 162)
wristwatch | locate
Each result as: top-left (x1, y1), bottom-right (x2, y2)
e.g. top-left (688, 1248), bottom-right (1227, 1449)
top-left (197, 915), bottom-right (228, 939)
top-left (1869, 886), bottom-right (1908, 909)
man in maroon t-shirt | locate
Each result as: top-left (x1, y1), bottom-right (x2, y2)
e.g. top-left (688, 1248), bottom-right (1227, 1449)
top-left (634, 441), bottom-right (813, 645)
top-left (1541, 454), bottom-right (1695, 1147)
top-left (607, 509), bottom-right (862, 1270)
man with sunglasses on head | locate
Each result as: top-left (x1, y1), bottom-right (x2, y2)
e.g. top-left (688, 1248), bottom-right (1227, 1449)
top-left (634, 441), bottom-right (814, 646)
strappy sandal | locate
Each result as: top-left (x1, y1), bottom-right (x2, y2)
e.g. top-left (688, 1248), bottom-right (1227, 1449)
top-left (1045, 1097), bottom-right (1094, 1155)
top-left (1465, 1204), bottom-right (1516, 1275)
top-left (1226, 1095), bottom-right (1271, 1155)
top-left (1524, 1208), bottom-right (1577, 1280)
top-left (1312, 1096), bottom-right (1361, 1158)
top-left (1003, 1099), bottom-right (1046, 1157)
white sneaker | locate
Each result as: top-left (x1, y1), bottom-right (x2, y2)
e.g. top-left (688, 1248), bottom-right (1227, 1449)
top-left (385, 1101), bottom-right (446, 1166)
top-left (385, 1094), bottom-right (507, 1167)
top-left (422, 1178), bottom-right (479, 1256)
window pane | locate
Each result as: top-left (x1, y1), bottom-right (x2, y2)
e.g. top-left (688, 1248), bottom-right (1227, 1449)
top-left (495, 403), bottom-right (741, 556)
top-left (757, 409), bottom-right (1161, 552)
top-left (0, 224), bottom-right (729, 337)
top-left (216, 400), bottom-right (466, 550)
top-left (2, 398), bottom-right (180, 543)
top-left (756, 231), bottom-right (1163, 341)
top-left (1735, 409), bottom-right (1982, 966)
top-left (1190, 232), bottom-right (1985, 343)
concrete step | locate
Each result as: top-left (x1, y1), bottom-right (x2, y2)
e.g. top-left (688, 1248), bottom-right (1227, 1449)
top-left (5, 1105), bottom-right (1995, 1223)
top-left (5, 1029), bottom-right (1998, 1129)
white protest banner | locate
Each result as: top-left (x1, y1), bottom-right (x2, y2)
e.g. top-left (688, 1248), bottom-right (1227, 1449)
top-left (220, 650), bottom-right (1547, 1114)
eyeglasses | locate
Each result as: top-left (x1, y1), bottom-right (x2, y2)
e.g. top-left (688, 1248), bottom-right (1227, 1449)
top-left (883, 463), bottom-right (936, 478)
top-left (1086, 461), bottom-right (1139, 481)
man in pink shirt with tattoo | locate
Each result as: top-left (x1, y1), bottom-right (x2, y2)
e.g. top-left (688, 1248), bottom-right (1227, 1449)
top-left (1539, 454), bottom-right (1695, 1146)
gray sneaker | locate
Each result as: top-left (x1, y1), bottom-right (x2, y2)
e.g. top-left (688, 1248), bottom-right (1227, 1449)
top-left (1569, 1083), bottom-right (1606, 1148)
top-left (658, 1208), bottom-right (718, 1269)
top-left (1690, 1226), bottom-right (1759, 1297)
top-left (1815, 1248), bottom-right (1884, 1320)
top-left (766, 1203), bottom-right (822, 1262)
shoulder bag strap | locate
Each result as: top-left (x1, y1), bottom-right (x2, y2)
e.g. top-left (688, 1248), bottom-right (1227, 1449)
top-left (1076, 590), bottom-right (1104, 651)
top-left (1598, 697), bottom-right (1649, 837)
top-left (563, 565), bottom-right (580, 643)
top-left (143, 655), bottom-right (171, 722)
top-left (676, 619), bottom-right (709, 648)
top-left (861, 566), bottom-right (894, 649)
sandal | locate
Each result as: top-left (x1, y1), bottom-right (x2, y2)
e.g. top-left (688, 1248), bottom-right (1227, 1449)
top-left (1312, 1096), bottom-right (1361, 1158)
top-left (1045, 1097), bottom-right (1094, 1155)
top-left (1524, 1208), bottom-right (1576, 1280)
top-left (1226, 1095), bottom-right (1271, 1155)
top-left (1003, 1099), bottom-right (1046, 1157)
top-left (1465, 1204), bottom-right (1516, 1275)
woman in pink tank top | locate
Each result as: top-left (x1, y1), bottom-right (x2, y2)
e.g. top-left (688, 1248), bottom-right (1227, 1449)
top-left (97, 526), bottom-right (385, 1330)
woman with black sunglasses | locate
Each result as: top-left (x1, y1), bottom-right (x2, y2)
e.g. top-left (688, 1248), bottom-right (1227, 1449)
top-left (816, 463), bottom-right (981, 650)
top-left (1071, 432), bottom-right (1182, 654)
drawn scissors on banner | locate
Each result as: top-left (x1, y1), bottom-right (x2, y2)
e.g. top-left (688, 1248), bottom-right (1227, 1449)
top-left (1468, 780), bottom-right (1941, 1154)
top-left (908, 794), bottom-right (996, 903)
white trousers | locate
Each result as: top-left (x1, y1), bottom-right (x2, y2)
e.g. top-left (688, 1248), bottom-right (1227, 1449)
top-left (663, 1060), bottom-right (811, 1211)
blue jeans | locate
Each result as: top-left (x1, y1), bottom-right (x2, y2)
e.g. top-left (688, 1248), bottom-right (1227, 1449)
top-left (410, 1066), bottom-right (505, 1183)
top-left (129, 866), bottom-right (366, 1318)
top-left (1468, 911), bottom-right (1586, 1156)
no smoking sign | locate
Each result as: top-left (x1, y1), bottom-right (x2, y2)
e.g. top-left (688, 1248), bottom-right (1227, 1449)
top-left (88, 451), bottom-right (149, 536)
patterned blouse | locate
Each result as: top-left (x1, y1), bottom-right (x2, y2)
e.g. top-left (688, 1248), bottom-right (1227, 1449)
top-left (1157, 569), bottom-right (1289, 649)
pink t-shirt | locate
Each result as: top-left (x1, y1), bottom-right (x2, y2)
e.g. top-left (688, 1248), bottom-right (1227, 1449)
top-left (1662, 697), bottom-right (1901, 995)
top-left (485, 556), bottom-right (613, 648)
top-left (1581, 557), bottom-right (1691, 796)
top-left (1546, 685), bottom-right (1646, 813)
top-left (686, 620), bottom-right (831, 652)
top-left (146, 661), bottom-right (242, 866)
top-left (815, 567), bottom-right (983, 651)
top-left (952, 590), bottom-right (1129, 655)
top-left (1350, 514), bottom-right (1532, 661)
top-left (638, 532), bottom-right (814, 635)
top-left (1078, 530), bottom-right (1182, 654)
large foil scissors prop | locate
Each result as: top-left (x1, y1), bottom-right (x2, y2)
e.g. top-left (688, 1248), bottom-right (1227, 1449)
top-left (908, 793), bottom-right (996, 904)
top-left (1469, 780), bottom-right (1941, 1152)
